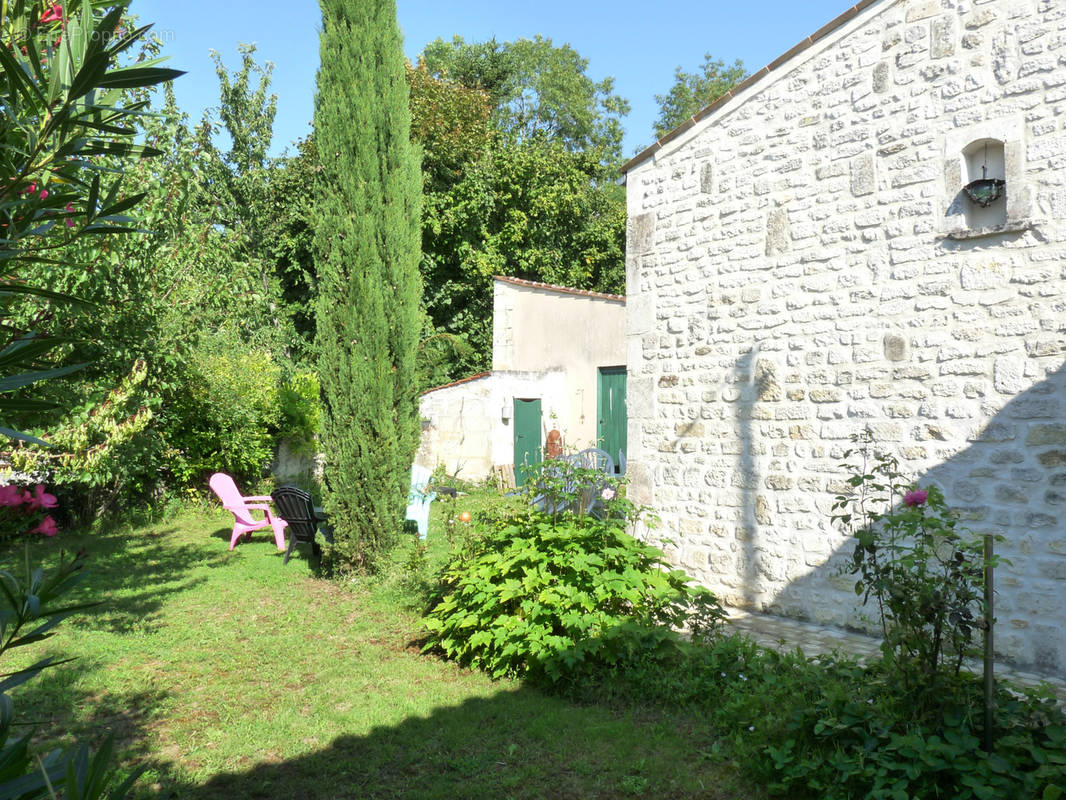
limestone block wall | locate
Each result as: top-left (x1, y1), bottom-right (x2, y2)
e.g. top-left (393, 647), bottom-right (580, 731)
top-left (271, 439), bottom-right (324, 486)
top-left (417, 370), bottom-right (566, 481)
top-left (625, 0), bottom-right (1066, 675)
top-left (417, 374), bottom-right (496, 480)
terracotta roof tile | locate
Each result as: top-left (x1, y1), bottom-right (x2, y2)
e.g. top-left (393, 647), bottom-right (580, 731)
top-left (421, 371), bottom-right (492, 396)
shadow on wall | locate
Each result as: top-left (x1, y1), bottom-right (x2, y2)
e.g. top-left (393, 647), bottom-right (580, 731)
top-left (760, 360), bottom-right (1066, 675)
top-left (733, 346), bottom-right (778, 612)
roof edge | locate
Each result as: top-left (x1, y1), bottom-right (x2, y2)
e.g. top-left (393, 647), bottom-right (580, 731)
top-left (421, 371), bottom-right (492, 397)
top-left (493, 275), bottom-right (626, 303)
top-left (621, 0), bottom-right (881, 174)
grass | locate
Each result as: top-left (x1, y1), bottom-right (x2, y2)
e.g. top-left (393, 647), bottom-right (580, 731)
top-left (3, 491), bottom-right (756, 800)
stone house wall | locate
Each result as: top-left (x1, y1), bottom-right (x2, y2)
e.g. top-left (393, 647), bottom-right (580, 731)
top-left (624, 0), bottom-right (1066, 676)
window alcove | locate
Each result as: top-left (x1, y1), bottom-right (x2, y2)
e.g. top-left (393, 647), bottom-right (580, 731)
top-left (962, 138), bottom-right (1007, 230)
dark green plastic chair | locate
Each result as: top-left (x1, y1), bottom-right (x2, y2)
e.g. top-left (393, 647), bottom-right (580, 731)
top-left (270, 486), bottom-right (333, 565)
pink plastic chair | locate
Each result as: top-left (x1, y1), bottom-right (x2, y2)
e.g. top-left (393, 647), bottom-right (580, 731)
top-left (209, 473), bottom-right (287, 551)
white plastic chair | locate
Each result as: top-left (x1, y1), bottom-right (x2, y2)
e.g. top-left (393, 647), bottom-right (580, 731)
top-left (405, 464), bottom-right (437, 539)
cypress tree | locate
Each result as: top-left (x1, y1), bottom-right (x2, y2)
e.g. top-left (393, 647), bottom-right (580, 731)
top-left (313, 0), bottom-right (422, 573)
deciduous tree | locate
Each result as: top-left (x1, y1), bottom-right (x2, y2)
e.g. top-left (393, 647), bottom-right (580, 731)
top-left (409, 43), bottom-right (627, 382)
top-left (420, 35), bottom-right (629, 172)
top-left (653, 53), bottom-right (746, 139)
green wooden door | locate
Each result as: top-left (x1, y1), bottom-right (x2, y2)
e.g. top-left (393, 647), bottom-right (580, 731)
top-left (597, 367), bottom-right (627, 473)
top-left (513, 398), bottom-right (542, 487)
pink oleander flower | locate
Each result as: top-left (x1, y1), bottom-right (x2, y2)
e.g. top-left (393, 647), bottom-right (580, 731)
top-left (0, 485), bottom-right (24, 506)
top-left (904, 489), bottom-right (928, 508)
top-left (30, 515), bottom-right (57, 537)
top-left (27, 484), bottom-right (58, 511)
top-left (64, 201), bottom-right (75, 228)
top-left (39, 188), bottom-right (48, 199)
top-left (40, 4), bottom-right (63, 24)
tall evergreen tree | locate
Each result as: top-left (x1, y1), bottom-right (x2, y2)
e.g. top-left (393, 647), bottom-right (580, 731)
top-left (313, 0), bottom-right (422, 572)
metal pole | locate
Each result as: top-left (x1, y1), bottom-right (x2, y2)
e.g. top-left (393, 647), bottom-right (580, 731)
top-left (983, 533), bottom-right (995, 752)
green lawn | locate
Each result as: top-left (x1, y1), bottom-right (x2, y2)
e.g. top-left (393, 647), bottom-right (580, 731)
top-left (4, 500), bottom-right (755, 799)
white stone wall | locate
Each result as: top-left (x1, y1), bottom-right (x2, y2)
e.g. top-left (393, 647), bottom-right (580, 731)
top-left (417, 371), bottom-right (566, 481)
top-left (625, 0), bottom-right (1066, 675)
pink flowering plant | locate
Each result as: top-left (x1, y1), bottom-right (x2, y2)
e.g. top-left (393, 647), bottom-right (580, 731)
top-left (0, 0), bottom-right (182, 445)
top-left (0, 2), bottom-right (178, 795)
top-left (832, 429), bottom-right (998, 708)
top-left (0, 482), bottom-right (58, 539)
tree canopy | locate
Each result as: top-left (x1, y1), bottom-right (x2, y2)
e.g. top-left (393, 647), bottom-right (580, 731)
top-left (407, 53), bottom-right (626, 383)
top-left (420, 35), bottom-right (630, 172)
top-left (653, 53), bottom-right (747, 140)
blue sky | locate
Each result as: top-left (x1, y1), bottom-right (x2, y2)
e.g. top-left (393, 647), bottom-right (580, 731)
top-left (137, 0), bottom-right (850, 158)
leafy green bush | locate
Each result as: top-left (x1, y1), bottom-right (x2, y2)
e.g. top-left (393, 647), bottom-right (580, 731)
top-left (732, 656), bottom-right (1066, 799)
top-left (278, 370), bottom-right (321, 453)
top-left (165, 330), bottom-right (282, 486)
top-left (423, 506), bottom-right (724, 685)
top-left (576, 624), bottom-right (1066, 799)
top-left (10, 362), bottom-right (157, 523)
top-left (571, 620), bottom-right (1066, 800)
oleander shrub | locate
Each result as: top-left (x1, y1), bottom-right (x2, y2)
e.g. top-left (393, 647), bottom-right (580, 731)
top-left (422, 500), bottom-right (724, 686)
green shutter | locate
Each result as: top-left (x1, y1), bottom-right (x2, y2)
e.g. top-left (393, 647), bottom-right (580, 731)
top-left (597, 367), bottom-right (627, 472)
top-left (513, 398), bottom-right (542, 487)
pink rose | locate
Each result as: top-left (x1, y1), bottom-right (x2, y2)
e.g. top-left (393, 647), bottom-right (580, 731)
top-left (30, 515), bottom-right (57, 537)
top-left (904, 489), bottom-right (928, 508)
top-left (0, 485), bottom-right (23, 506)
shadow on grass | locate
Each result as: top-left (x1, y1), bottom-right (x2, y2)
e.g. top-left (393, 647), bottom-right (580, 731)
top-left (144, 687), bottom-right (732, 800)
top-left (1, 523), bottom-right (229, 636)
top-left (13, 656), bottom-right (171, 770)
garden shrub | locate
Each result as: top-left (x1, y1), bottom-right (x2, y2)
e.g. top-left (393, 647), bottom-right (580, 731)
top-left (278, 370), bottom-right (322, 454)
top-left (833, 430), bottom-right (998, 714)
top-left (165, 329), bottom-right (282, 486)
top-left (422, 499), bottom-right (724, 686)
top-left (8, 362), bottom-right (158, 523)
top-left (735, 656), bottom-right (1066, 799)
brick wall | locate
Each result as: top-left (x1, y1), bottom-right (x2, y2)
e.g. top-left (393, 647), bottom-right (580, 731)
top-left (625, 0), bottom-right (1066, 675)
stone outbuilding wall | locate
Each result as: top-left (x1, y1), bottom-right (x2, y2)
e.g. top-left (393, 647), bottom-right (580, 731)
top-left (623, 0), bottom-right (1066, 676)
top-left (417, 277), bottom-right (626, 482)
top-left (416, 370), bottom-right (566, 481)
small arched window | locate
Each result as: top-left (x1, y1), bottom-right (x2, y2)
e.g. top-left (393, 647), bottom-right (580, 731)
top-left (962, 139), bottom-right (1006, 229)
